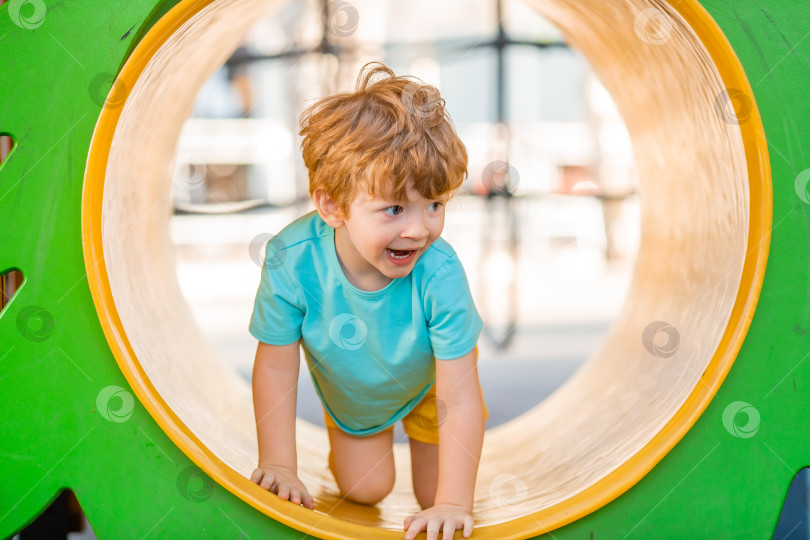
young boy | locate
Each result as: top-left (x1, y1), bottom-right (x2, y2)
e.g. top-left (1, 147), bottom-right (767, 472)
top-left (248, 61), bottom-right (487, 540)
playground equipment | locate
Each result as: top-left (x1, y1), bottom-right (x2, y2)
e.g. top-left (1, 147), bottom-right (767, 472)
top-left (2, 0), bottom-right (808, 537)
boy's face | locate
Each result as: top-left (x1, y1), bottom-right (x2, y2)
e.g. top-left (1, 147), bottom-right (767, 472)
top-left (323, 181), bottom-right (447, 287)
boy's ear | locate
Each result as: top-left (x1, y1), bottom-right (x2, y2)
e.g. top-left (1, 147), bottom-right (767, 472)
top-left (313, 188), bottom-right (346, 228)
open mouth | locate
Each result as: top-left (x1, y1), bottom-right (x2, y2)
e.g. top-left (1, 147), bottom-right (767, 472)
top-left (386, 248), bottom-right (416, 263)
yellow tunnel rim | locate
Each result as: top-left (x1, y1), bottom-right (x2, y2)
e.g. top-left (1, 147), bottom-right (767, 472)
top-left (81, 0), bottom-right (772, 538)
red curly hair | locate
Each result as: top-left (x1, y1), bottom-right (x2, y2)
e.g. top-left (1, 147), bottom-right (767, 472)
top-left (299, 61), bottom-right (468, 218)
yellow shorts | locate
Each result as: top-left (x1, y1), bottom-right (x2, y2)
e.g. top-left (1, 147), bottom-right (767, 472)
top-left (323, 346), bottom-right (488, 445)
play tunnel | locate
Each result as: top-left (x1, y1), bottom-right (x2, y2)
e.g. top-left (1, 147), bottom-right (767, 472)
top-left (2, 0), bottom-right (808, 538)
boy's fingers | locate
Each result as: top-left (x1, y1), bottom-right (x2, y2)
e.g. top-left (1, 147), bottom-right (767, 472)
top-left (277, 484), bottom-right (290, 500)
top-left (249, 469), bottom-right (263, 484)
top-left (259, 473), bottom-right (274, 491)
top-left (404, 518), bottom-right (425, 539)
top-left (426, 518), bottom-right (441, 540)
top-left (302, 492), bottom-right (315, 509)
top-left (442, 519), bottom-right (455, 539)
top-left (463, 516), bottom-right (474, 537)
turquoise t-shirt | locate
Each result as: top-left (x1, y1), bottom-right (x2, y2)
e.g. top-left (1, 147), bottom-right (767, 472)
top-left (249, 210), bottom-right (483, 436)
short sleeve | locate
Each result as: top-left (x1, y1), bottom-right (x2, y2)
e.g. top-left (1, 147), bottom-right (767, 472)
top-left (248, 243), bottom-right (304, 345)
top-left (423, 256), bottom-right (483, 360)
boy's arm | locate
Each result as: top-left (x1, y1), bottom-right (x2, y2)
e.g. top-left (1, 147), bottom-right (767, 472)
top-left (251, 339), bottom-right (314, 509)
top-left (404, 347), bottom-right (484, 539)
top-left (253, 340), bottom-right (299, 467)
top-left (433, 347), bottom-right (485, 509)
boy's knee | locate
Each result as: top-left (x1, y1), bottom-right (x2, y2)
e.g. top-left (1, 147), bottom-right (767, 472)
top-left (341, 475), bottom-right (395, 505)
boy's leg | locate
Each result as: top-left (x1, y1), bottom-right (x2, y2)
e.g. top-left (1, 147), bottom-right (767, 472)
top-left (326, 420), bottom-right (396, 506)
top-left (403, 387), bottom-right (441, 510)
top-left (408, 437), bottom-right (438, 509)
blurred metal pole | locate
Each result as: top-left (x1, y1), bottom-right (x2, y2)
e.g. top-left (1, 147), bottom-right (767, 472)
top-left (478, 0), bottom-right (519, 351)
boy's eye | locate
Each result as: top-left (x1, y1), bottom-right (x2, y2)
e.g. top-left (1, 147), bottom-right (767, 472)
top-left (383, 202), bottom-right (443, 215)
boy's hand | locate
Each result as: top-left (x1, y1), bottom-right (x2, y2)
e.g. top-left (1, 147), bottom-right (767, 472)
top-left (403, 503), bottom-right (473, 540)
top-left (250, 464), bottom-right (315, 510)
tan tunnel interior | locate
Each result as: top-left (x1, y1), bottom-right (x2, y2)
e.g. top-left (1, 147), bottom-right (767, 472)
top-left (99, 0), bottom-right (749, 534)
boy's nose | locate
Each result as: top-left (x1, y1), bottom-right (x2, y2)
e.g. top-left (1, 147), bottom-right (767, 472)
top-left (401, 214), bottom-right (430, 240)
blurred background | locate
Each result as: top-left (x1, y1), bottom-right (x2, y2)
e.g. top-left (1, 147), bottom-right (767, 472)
top-left (167, 0), bottom-right (641, 446)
